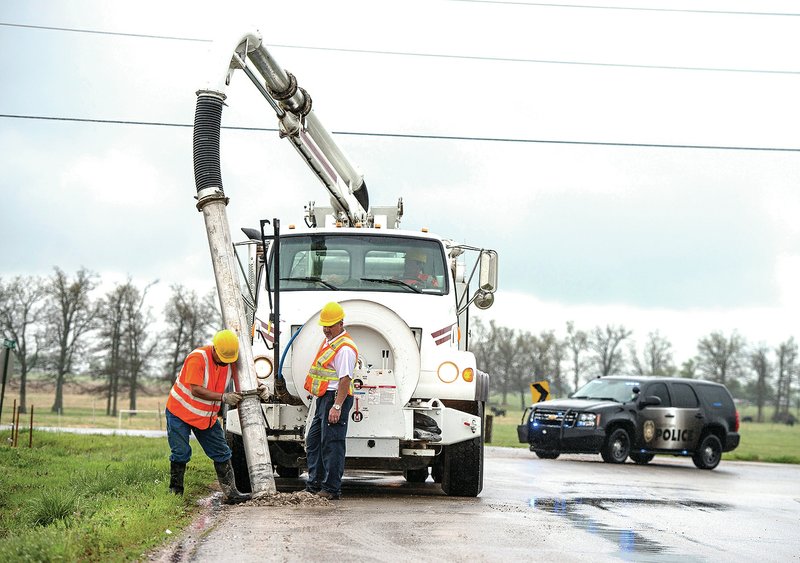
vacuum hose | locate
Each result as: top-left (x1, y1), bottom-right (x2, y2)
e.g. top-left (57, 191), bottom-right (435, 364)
top-left (193, 94), bottom-right (225, 194)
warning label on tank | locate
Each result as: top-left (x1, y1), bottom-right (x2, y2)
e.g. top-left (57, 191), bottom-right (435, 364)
top-left (364, 385), bottom-right (396, 405)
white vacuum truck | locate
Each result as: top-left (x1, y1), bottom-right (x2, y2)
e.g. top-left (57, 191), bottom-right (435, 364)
top-left (193, 30), bottom-right (498, 497)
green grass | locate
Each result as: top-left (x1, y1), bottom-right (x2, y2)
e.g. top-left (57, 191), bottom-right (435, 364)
top-left (0, 431), bottom-right (215, 562)
top-left (486, 409), bottom-right (800, 464)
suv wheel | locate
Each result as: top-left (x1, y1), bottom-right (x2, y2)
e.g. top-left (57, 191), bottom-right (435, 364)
top-left (601, 428), bottom-right (631, 464)
top-left (534, 451), bottom-right (560, 460)
top-left (629, 452), bottom-right (655, 465)
top-left (692, 434), bottom-right (722, 470)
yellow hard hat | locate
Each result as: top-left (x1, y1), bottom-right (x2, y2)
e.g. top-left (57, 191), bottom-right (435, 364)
top-left (406, 249), bottom-right (427, 263)
top-left (212, 329), bottom-right (239, 363)
top-left (318, 302), bottom-right (345, 326)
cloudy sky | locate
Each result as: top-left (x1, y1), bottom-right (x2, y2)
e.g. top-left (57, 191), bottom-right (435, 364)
top-left (1, 0), bottom-right (799, 363)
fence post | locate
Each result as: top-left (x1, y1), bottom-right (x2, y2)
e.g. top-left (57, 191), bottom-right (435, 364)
top-left (28, 405), bottom-right (34, 448)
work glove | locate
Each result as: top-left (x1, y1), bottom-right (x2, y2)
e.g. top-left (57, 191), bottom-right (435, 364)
top-left (222, 392), bottom-right (243, 407)
top-left (257, 384), bottom-right (271, 402)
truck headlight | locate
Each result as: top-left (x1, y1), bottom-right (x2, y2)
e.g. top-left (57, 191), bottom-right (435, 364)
top-left (576, 413), bottom-right (599, 428)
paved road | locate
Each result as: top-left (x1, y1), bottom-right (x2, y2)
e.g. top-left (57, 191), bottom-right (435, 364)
top-left (153, 447), bottom-right (800, 562)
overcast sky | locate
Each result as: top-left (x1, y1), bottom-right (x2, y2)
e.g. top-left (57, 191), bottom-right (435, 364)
top-left (2, 0), bottom-right (799, 364)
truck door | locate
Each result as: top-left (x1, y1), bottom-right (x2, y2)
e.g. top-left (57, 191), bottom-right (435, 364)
top-left (665, 381), bottom-right (704, 450)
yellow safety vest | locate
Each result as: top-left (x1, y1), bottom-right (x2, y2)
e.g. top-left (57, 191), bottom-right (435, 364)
top-left (304, 332), bottom-right (358, 397)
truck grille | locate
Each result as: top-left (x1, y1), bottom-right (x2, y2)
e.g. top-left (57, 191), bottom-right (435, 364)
top-left (532, 409), bottom-right (576, 428)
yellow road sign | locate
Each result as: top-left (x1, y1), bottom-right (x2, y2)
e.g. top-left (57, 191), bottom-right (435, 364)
top-left (530, 380), bottom-right (550, 403)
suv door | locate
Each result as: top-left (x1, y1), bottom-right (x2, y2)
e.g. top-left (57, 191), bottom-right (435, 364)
top-left (667, 381), bottom-right (704, 450)
top-left (636, 382), bottom-right (674, 449)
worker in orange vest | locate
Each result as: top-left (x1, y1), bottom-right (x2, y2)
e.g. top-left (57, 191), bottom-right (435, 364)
top-left (303, 302), bottom-right (358, 500)
top-left (165, 329), bottom-right (255, 504)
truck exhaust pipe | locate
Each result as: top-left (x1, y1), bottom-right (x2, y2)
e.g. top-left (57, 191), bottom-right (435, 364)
top-left (193, 89), bottom-right (276, 496)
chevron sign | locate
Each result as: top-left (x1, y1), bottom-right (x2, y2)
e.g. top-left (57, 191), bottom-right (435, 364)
top-left (530, 380), bottom-right (550, 403)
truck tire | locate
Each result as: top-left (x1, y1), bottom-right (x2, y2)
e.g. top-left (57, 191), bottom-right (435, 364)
top-left (441, 435), bottom-right (483, 497)
top-left (601, 428), bottom-right (631, 464)
top-left (404, 467), bottom-right (430, 483)
top-left (629, 452), bottom-right (655, 465)
top-left (692, 434), bottom-right (722, 470)
top-left (225, 432), bottom-right (252, 493)
top-left (534, 451), bottom-right (560, 460)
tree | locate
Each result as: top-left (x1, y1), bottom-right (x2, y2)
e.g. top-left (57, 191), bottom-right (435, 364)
top-left (123, 280), bottom-right (158, 414)
top-left (43, 267), bottom-right (98, 413)
top-left (524, 330), bottom-right (566, 401)
top-left (773, 338), bottom-right (797, 422)
top-left (96, 279), bottom-right (157, 416)
top-left (749, 345), bottom-right (772, 422)
top-left (0, 275), bottom-right (47, 414)
top-left (162, 285), bottom-right (218, 381)
top-left (696, 331), bottom-right (745, 386)
top-left (589, 325), bottom-right (631, 377)
top-left (630, 331), bottom-right (675, 376)
top-left (565, 321), bottom-right (589, 392)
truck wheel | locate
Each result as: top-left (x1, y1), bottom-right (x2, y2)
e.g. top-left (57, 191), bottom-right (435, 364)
top-left (601, 428), bottom-right (631, 464)
top-left (629, 452), bottom-right (655, 465)
top-left (441, 436), bottom-right (483, 497)
top-left (534, 451), bottom-right (560, 460)
top-left (404, 467), bottom-right (430, 483)
top-left (692, 434), bottom-right (722, 470)
top-left (225, 432), bottom-right (252, 493)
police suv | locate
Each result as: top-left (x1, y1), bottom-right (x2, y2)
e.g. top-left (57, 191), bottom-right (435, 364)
top-left (517, 376), bottom-right (740, 470)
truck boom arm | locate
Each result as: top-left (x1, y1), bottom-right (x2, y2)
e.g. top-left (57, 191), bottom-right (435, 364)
top-left (196, 30), bottom-right (369, 226)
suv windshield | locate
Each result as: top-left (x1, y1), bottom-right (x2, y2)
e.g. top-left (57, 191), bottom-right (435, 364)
top-left (270, 234), bottom-right (447, 295)
top-left (572, 378), bottom-right (640, 403)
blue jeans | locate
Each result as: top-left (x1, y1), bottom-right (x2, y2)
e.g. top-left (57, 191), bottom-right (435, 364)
top-left (305, 392), bottom-right (353, 495)
top-left (166, 408), bottom-right (232, 464)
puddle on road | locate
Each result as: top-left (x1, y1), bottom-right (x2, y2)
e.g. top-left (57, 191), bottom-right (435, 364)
top-left (529, 497), bottom-right (728, 561)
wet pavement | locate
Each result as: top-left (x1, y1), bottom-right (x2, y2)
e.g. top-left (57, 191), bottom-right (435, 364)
top-left (151, 446), bottom-right (800, 562)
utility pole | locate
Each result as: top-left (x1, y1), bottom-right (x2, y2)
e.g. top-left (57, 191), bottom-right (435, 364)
top-left (1, 339), bottom-right (17, 423)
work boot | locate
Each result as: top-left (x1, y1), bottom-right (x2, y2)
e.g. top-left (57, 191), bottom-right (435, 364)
top-left (213, 460), bottom-right (252, 505)
top-left (169, 461), bottom-right (186, 495)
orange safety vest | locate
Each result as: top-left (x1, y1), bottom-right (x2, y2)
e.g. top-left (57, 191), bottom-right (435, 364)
top-left (166, 346), bottom-right (231, 429)
top-left (304, 332), bottom-right (358, 397)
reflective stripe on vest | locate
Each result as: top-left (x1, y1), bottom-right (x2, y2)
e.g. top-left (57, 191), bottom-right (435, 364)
top-left (304, 333), bottom-right (357, 397)
top-left (166, 347), bottom-right (231, 429)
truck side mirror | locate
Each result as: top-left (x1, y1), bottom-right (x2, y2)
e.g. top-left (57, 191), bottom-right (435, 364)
top-left (639, 395), bottom-right (662, 409)
top-left (479, 250), bottom-right (498, 293)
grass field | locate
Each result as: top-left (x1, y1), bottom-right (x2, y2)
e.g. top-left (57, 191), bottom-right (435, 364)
top-left (2, 384), bottom-right (799, 462)
top-left (0, 430), bottom-right (215, 562)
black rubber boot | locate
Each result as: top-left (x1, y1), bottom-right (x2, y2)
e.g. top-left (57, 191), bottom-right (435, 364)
top-left (213, 460), bottom-right (252, 505)
top-left (169, 461), bottom-right (186, 495)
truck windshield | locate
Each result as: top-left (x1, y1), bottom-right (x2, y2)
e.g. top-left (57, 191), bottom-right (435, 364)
top-left (270, 234), bottom-right (447, 295)
top-left (572, 379), bottom-right (640, 403)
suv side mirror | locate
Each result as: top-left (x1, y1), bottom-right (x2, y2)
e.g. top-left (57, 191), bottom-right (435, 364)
top-left (639, 395), bottom-right (662, 409)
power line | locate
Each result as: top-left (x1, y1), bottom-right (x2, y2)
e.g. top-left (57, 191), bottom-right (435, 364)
top-left (447, 0), bottom-right (800, 17)
top-left (1, 21), bottom-right (797, 75)
top-left (3, 113), bottom-right (798, 153)
top-left (0, 22), bottom-right (210, 42)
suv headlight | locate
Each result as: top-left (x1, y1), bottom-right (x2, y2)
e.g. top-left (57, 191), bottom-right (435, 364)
top-left (576, 413), bottom-right (600, 428)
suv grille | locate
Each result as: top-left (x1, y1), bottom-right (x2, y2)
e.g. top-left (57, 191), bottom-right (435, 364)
top-left (532, 409), bottom-right (576, 427)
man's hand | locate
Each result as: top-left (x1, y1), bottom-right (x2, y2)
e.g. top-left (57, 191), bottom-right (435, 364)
top-left (257, 384), bottom-right (271, 402)
top-left (222, 392), bottom-right (243, 407)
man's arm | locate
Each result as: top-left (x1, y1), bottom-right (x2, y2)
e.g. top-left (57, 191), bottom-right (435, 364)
top-left (328, 375), bottom-right (352, 424)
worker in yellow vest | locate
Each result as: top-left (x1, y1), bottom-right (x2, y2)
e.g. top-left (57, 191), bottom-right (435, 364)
top-left (165, 329), bottom-right (252, 504)
top-left (303, 302), bottom-right (358, 500)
